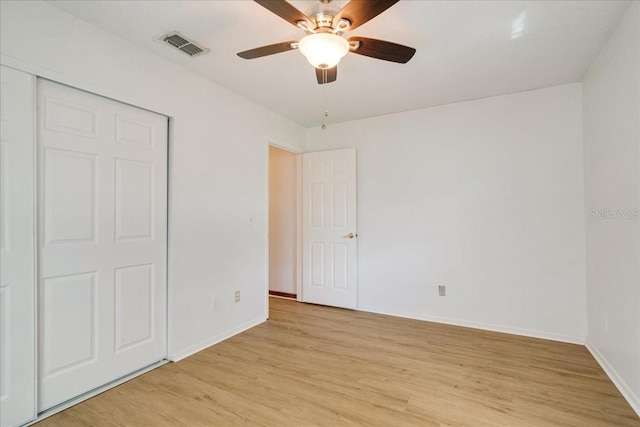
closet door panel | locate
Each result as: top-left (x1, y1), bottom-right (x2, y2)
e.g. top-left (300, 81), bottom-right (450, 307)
top-left (0, 66), bottom-right (36, 427)
top-left (37, 79), bottom-right (167, 411)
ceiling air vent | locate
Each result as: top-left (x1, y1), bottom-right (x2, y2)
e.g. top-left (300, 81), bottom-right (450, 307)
top-left (159, 31), bottom-right (210, 57)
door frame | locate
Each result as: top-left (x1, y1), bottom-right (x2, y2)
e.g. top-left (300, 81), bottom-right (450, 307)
top-left (265, 138), bottom-right (303, 316)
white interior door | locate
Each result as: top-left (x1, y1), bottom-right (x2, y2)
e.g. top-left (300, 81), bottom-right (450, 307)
top-left (1, 66), bottom-right (37, 427)
top-left (37, 79), bottom-right (168, 411)
top-left (302, 148), bottom-right (357, 309)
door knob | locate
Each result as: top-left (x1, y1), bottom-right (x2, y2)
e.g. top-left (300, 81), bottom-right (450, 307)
top-left (342, 232), bottom-right (357, 239)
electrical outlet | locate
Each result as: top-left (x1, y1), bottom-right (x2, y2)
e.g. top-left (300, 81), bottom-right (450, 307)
top-left (438, 285), bottom-right (446, 297)
top-left (234, 290), bottom-right (241, 303)
top-left (212, 296), bottom-right (220, 311)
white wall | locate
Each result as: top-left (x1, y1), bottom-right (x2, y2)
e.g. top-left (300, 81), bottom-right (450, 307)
top-left (583, 2), bottom-right (640, 415)
top-left (269, 146), bottom-right (298, 295)
top-left (307, 84), bottom-right (587, 342)
top-left (0, 0), bottom-right (306, 360)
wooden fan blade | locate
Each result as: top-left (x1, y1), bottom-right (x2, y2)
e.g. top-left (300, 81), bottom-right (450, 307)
top-left (237, 41), bottom-right (298, 59)
top-left (348, 37), bottom-right (416, 63)
top-left (315, 66), bottom-right (337, 84)
top-left (254, 0), bottom-right (313, 27)
top-left (333, 0), bottom-right (399, 31)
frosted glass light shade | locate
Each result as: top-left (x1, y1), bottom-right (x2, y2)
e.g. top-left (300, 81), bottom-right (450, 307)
top-left (298, 33), bottom-right (349, 69)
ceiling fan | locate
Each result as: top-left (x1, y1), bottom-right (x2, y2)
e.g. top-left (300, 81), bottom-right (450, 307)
top-left (237, 0), bottom-right (416, 84)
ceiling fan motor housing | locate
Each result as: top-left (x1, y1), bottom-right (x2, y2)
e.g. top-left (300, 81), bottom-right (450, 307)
top-left (305, 2), bottom-right (342, 31)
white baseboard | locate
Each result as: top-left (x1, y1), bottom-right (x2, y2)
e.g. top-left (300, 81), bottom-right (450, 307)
top-left (585, 339), bottom-right (640, 417)
top-left (169, 315), bottom-right (266, 362)
top-left (269, 294), bottom-right (296, 301)
top-left (359, 305), bottom-right (586, 345)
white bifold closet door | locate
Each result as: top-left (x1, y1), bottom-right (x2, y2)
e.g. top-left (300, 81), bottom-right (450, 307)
top-left (37, 79), bottom-right (167, 411)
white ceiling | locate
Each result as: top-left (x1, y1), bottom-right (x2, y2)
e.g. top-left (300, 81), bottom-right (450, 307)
top-left (48, 0), bottom-right (630, 128)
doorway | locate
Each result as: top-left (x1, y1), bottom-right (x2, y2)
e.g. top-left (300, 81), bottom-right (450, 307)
top-left (268, 144), bottom-right (301, 301)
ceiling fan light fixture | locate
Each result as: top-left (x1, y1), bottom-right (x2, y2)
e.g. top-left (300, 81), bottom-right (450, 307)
top-left (298, 33), bottom-right (349, 69)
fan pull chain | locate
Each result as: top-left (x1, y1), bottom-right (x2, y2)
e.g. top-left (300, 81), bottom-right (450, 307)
top-left (321, 73), bottom-right (328, 130)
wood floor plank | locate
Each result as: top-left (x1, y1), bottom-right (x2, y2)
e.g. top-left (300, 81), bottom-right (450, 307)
top-left (37, 297), bottom-right (640, 426)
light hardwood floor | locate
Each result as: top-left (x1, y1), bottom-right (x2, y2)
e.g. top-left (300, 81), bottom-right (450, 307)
top-left (38, 297), bottom-right (639, 426)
